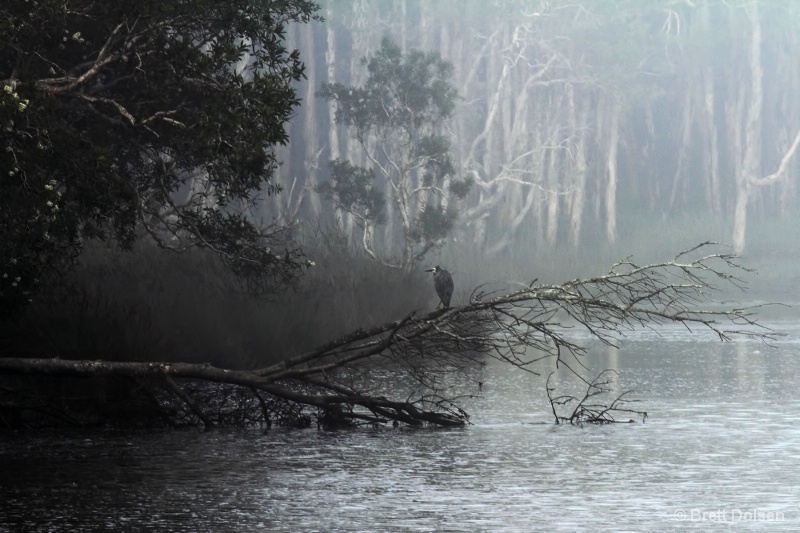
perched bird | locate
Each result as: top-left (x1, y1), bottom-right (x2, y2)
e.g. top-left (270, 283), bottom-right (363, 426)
top-left (425, 265), bottom-right (453, 308)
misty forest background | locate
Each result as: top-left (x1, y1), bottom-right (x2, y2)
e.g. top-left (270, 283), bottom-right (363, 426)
top-left (7, 0), bottom-right (800, 370)
top-left (270, 0), bottom-right (800, 275)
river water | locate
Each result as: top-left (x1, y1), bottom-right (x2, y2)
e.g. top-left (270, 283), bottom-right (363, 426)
top-left (2, 320), bottom-right (800, 531)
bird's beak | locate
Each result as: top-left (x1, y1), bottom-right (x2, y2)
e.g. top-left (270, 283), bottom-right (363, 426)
top-left (425, 268), bottom-right (434, 272)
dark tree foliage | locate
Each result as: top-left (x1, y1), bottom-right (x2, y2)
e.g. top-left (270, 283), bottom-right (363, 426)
top-left (0, 0), bottom-right (320, 317)
top-left (320, 159), bottom-right (386, 224)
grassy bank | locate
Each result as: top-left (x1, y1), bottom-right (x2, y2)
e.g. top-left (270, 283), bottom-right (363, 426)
top-left (1, 239), bottom-right (431, 369)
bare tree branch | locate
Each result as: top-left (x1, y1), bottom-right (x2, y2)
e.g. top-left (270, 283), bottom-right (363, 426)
top-left (0, 243), bottom-right (775, 428)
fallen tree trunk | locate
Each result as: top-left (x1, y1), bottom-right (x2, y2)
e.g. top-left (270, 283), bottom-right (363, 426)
top-left (0, 355), bottom-right (468, 427)
top-left (0, 243), bottom-right (776, 429)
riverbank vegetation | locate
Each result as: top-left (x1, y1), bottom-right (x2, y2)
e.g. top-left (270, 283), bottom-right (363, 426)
top-left (1, 232), bottom-right (430, 369)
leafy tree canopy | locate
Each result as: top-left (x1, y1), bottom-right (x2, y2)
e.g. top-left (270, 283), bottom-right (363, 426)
top-left (323, 36), bottom-right (457, 131)
top-left (321, 159), bottom-right (386, 224)
top-left (0, 0), bottom-right (320, 318)
top-left (318, 37), bottom-right (470, 271)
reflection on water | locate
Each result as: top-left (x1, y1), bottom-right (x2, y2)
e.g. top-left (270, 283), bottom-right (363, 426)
top-left (3, 321), bottom-right (800, 531)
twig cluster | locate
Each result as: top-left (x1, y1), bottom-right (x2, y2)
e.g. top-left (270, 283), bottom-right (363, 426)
top-left (546, 370), bottom-right (648, 425)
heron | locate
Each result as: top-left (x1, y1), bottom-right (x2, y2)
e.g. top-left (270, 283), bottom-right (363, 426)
top-left (425, 265), bottom-right (453, 308)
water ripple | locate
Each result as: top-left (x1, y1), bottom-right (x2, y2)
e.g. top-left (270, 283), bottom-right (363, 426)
top-left (3, 321), bottom-right (800, 531)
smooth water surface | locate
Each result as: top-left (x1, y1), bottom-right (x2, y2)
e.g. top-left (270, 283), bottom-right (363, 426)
top-left (3, 321), bottom-right (800, 531)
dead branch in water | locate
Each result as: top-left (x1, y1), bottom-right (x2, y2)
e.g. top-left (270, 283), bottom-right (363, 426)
top-left (0, 243), bottom-right (776, 428)
top-left (547, 370), bottom-right (648, 425)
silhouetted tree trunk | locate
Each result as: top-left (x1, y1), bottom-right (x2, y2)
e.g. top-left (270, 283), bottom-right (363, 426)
top-left (731, 1), bottom-right (800, 254)
top-left (567, 84), bottom-right (588, 247)
top-left (604, 98), bottom-right (620, 243)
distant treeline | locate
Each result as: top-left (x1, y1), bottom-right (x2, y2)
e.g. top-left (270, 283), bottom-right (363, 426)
top-left (267, 0), bottom-right (800, 257)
